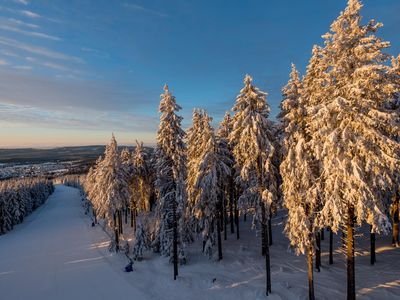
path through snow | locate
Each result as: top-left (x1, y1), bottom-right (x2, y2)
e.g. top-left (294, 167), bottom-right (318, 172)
top-left (0, 185), bottom-right (146, 300)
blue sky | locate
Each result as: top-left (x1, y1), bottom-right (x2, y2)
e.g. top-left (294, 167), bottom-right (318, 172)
top-left (0, 0), bottom-right (399, 147)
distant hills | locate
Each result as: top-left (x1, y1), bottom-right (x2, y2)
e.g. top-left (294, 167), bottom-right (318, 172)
top-left (0, 145), bottom-right (150, 164)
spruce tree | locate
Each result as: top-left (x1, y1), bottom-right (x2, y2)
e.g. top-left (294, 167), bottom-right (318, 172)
top-left (229, 75), bottom-right (277, 295)
top-left (308, 1), bottom-right (400, 298)
top-left (280, 63), bottom-right (320, 300)
top-left (154, 84), bottom-right (187, 279)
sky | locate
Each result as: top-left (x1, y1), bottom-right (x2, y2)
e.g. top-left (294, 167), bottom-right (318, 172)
top-left (0, 0), bottom-right (399, 148)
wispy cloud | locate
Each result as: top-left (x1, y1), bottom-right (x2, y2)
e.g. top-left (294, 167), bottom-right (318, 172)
top-left (0, 49), bottom-right (21, 58)
top-left (14, 65), bottom-right (32, 70)
top-left (6, 17), bottom-right (40, 29)
top-left (123, 3), bottom-right (168, 18)
top-left (0, 59), bottom-right (8, 65)
top-left (0, 71), bottom-right (156, 111)
top-left (0, 102), bottom-right (158, 133)
top-left (0, 24), bottom-right (61, 41)
top-left (0, 37), bottom-right (83, 63)
top-left (25, 56), bottom-right (79, 73)
top-left (20, 10), bottom-right (40, 18)
top-left (13, 0), bottom-right (29, 5)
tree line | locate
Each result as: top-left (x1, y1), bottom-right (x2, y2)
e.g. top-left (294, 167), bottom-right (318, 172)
top-left (82, 1), bottom-right (399, 299)
top-left (0, 178), bottom-right (54, 235)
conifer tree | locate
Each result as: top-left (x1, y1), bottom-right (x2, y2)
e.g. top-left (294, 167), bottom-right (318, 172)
top-left (91, 135), bottom-right (130, 251)
top-left (229, 75), bottom-right (277, 295)
top-left (308, 1), bottom-right (400, 298)
top-left (216, 112), bottom-right (234, 240)
top-left (280, 63), bottom-right (319, 300)
top-left (154, 84), bottom-right (187, 279)
top-left (189, 111), bottom-right (230, 260)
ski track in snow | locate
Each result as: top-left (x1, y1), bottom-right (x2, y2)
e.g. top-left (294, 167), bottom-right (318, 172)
top-left (0, 185), bottom-right (399, 300)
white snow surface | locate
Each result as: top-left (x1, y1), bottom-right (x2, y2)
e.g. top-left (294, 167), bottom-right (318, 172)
top-left (1, 185), bottom-right (399, 300)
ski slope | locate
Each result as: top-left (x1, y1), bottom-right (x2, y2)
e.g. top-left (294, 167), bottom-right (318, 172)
top-left (0, 185), bottom-right (147, 300)
top-left (0, 185), bottom-right (399, 300)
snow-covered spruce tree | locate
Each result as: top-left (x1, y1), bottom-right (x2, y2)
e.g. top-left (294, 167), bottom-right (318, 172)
top-left (186, 109), bottom-right (205, 212)
top-left (91, 134), bottom-right (131, 251)
top-left (120, 147), bottom-right (133, 226)
top-left (190, 111), bottom-right (230, 260)
top-left (130, 140), bottom-right (152, 233)
top-left (308, 1), bottom-right (400, 298)
top-left (133, 140), bottom-right (151, 213)
top-left (216, 112), bottom-right (234, 240)
top-left (229, 74), bottom-right (277, 295)
top-left (154, 84), bottom-right (187, 279)
top-left (280, 63), bottom-right (320, 300)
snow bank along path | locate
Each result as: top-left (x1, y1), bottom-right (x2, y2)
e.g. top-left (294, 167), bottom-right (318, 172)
top-left (1, 185), bottom-right (399, 300)
top-left (0, 185), bottom-right (147, 300)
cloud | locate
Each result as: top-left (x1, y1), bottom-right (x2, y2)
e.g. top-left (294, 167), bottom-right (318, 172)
top-left (0, 49), bottom-right (20, 58)
top-left (13, 0), bottom-right (29, 5)
top-left (13, 65), bottom-right (32, 70)
top-left (0, 37), bottom-right (83, 63)
top-left (20, 10), bottom-right (40, 18)
top-left (25, 56), bottom-right (80, 73)
top-left (0, 24), bottom-right (61, 41)
top-left (0, 70), bottom-right (157, 112)
top-left (0, 58), bottom-right (8, 65)
top-left (123, 3), bottom-right (168, 18)
top-left (6, 17), bottom-right (40, 29)
top-left (0, 102), bottom-right (158, 133)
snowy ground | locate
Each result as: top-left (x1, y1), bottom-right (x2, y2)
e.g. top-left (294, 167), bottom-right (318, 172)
top-left (0, 185), bottom-right (399, 300)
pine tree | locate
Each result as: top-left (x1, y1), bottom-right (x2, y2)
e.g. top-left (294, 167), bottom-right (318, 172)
top-left (229, 75), bottom-right (277, 295)
top-left (91, 135), bottom-right (131, 251)
top-left (186, 109), bottom-right (205, 214)
top-left (217, 112), bottom-right (236, 236)
top-left (216, 112), bottom-right (234, 241)
top-left (154, 84), bottom-right (187, 279)
top-left (280, 63), bottom-right (319, 300)
top-left (190, 111), bottom-right (230, 260)
top-left (308, 1), bottom-right (400, 298)
top-left (130, 140), bottom-right (152, 231)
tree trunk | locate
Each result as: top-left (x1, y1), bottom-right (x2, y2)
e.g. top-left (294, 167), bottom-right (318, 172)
top-left (262, 202), bottom-right (271, 295)
top-left (329, 227), bottom-right (333, 265)
top-left (315, 231), bottom-right (321, 272)
top-left (321, 228), bottom-right (325, 241)
top-left (370, 225), bottom-right (376, 265)
top-left (217, 215), bottom-right (223, 260)
top-left (392, 194), bottom-right (399, 247)
top-left (224, 192), bottom-right (228, 241)
top-left (125, 208), bottom-right (128, 224)
top-left (268, 215), bottom-right (273, 246)
top-left (307, 246), bottom-right (315, 300)
top-left (130, 209), bottom-right (134, 228)
top-left (172, 198), bottom-right (178, 280)
top-left (113, 213), bottom-right (119, 252)
top-left (262, 206), bottom-right (266, 256)
top-left (230, 177), bottom-right (235, 234)
top-left (244, 212), bottom-right (247, 222)
top-left (265, 217), bottom-right (272, 295)
top-left (347, 206), bottom-right (355, 300)
top-left (133, 209), bottom-right (137, 233)
top-left (234, 197), bottom-right (239, 240)
top-left (119, 210), bottom-right (123, 235)
top-left (115, 228), bottom-right (119, 252)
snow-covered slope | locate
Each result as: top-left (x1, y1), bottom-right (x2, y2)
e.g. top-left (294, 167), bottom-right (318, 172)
top-left (0, 185), bottom-right (399, 300)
